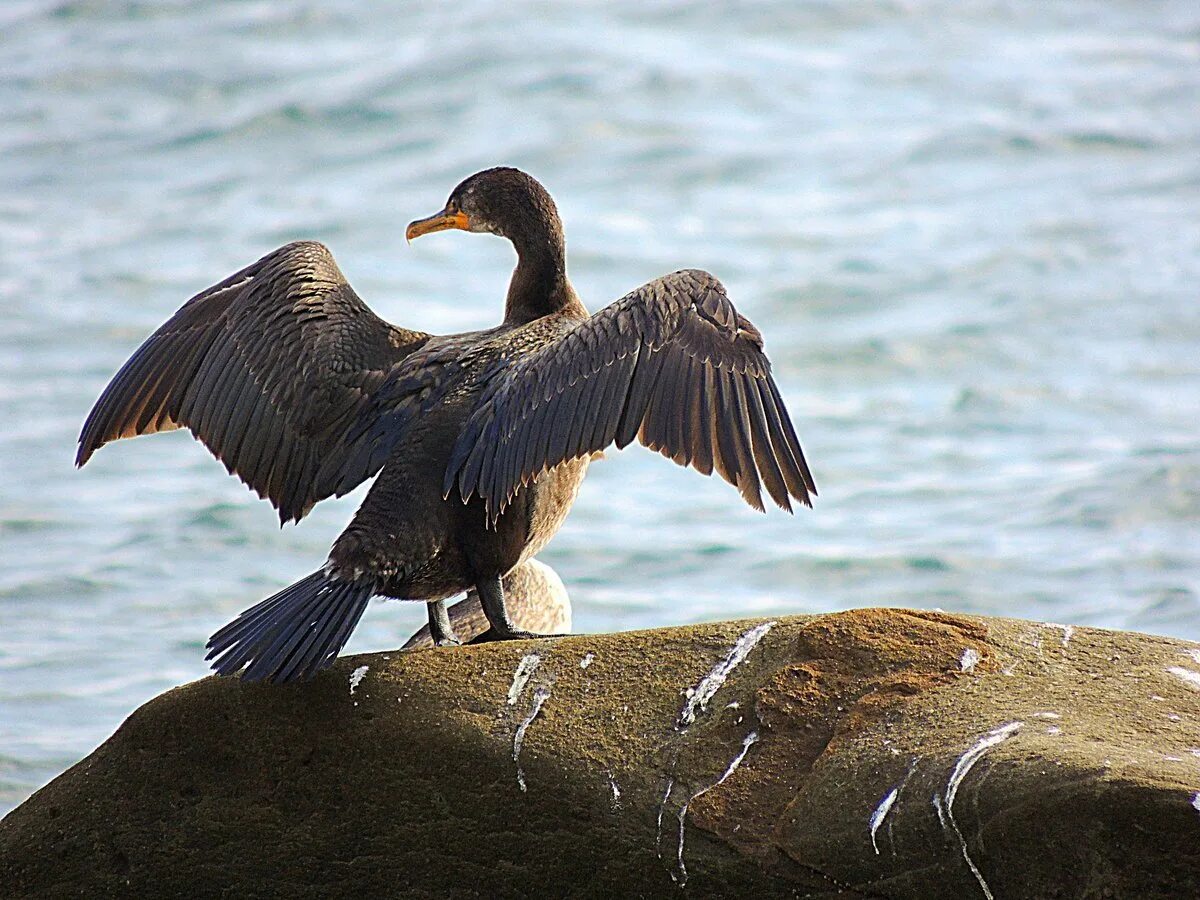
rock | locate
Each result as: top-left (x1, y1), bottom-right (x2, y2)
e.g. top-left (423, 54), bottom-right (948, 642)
top-left (3, 609), bottom-right (1200, 899)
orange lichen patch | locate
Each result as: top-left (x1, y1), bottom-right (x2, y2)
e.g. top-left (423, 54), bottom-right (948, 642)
top-left (687, 608), bottom-right (994, 868)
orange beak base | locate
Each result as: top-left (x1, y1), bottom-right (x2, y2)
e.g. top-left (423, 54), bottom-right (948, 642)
top-left (405, 209), bottom-right (471, 242)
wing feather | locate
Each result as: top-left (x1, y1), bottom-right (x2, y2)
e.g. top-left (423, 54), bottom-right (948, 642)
top-left (741, 371), bottom-right (792, 512)
top-left (77, 241), bottom-right (431, 523)
top-left (692, 357), bottom-right (714, 476)
top-left (449, 269), bottom-right (815, 519)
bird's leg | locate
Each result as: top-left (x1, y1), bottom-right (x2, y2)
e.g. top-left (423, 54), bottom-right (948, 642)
top-left (468, 574), bottom-right (546, 643)
top-left (426, 600), bottom-right (462, 647)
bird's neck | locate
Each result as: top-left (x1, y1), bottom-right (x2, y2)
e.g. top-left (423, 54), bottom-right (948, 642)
top-left (504, 236), bottom-right (585, 324)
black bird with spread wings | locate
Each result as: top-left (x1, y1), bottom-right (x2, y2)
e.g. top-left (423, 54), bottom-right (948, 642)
top-left (77, 167), bottom-right (816, 683)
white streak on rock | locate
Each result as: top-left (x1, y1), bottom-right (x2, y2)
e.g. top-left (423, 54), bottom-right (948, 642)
top-left (673, 813), bottom-right (687, 885)
top-left (1047, 726), bottom-right (1061, 735)
top-left (932, 793), bottom-right (947, 829)
top-left (506, 653), bottom-right (541, 705)
top-left (1167, 667), bottom-right (1200, 690)
top-left (580, 652), bottom-right (595, 669)
top-left (655, 778), bottom-right (674, 857)
top-left (677, 622), bottom-right (775, 729)
top-left (942, 721), bottom-right (1023, 900)
top-left (960, 648), bottom-right (981, 673)
top-left (348, 665), bottom-right (369, 695)
top-left (1188, 649), bottom-right (1200, 665)
top-left (608, 773), bottom-right (621, 805)
top-left (946, 722), bottom-right (1023, 812)
top-left (1192, 792), bottom-right (1200, 814)
top-left (513, 686), bottom-right (550, 792)
top-left (1044, 623), bottom-right (1073, 647)
top-left (886, 757), bottom-right (922, 852)
top-left (869, 787), bottom-right (899, 854)
top-left (1032, 711), bottom-right (1060, 720)
top-left (675, 730), bottom-right (759, 886)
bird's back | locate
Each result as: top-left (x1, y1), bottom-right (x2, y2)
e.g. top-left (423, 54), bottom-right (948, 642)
top-left (327, 309), bottom-right (590, 599)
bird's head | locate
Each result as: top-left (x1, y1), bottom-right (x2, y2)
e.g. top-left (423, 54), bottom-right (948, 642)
top-left (406, 167), bottom-right (562, 251)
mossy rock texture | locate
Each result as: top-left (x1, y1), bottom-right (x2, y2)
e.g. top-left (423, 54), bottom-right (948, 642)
top-left (4, 609), bottom-right (1200, 898)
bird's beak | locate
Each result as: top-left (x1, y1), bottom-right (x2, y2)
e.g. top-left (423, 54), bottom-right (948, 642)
top-left (406, 208), bottom-right (471, 243)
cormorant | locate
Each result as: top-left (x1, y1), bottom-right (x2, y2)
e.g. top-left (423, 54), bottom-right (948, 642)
top-left (77, 167), bottom-right (816, 683)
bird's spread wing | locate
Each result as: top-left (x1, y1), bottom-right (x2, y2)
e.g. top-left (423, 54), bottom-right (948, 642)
top-left (77, 241), bottom-right (431, 523)
top-left (446, 269), bottom-right (816, 519)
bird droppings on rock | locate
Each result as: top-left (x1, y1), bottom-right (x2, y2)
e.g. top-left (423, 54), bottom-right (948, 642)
top-left (655, 778), bottom-right (675, 859)
top-left (932, 792), bottom-right (948, 829)
top-left (672, 729), bottom-right (759, 886)
top-left (676, 620), bottom-right (774, 729)
top-left (1044, 623), bottom-right (1074, 648)
top-left (506, 653), bottom-right (541, 705)
top-left (513, 686), bottom-right (550, 792)
top-left (879, 756), bottom-right (923, 854)
top-left (941, 721), bottom-right (1024, 899)
top-left (869, 786), bottom-right (899, 855)
top-left (348, 665), bottom-right (369, 696)
top-left (1167, 666), bottom-right (1200, 690)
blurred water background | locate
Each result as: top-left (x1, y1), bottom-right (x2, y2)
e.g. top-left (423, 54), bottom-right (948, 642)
top-left (2, 0), bottom-right (1198, 813)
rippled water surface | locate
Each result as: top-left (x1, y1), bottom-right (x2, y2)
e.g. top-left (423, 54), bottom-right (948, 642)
top-left (2, 1), bottom-right (1199, 812)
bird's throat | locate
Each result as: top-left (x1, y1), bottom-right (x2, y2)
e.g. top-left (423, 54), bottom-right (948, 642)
top-left (504, 245), bottom-right (582, 324)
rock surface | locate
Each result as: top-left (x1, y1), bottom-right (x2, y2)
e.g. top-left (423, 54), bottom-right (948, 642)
top-left (4, 609), bottom-right (1200, 898)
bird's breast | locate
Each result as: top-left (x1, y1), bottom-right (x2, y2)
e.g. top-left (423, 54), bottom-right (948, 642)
top-left (515, 455), bottom-right (591, 562)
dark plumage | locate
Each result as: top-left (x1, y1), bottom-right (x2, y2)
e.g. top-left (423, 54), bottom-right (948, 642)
top-left (77, 167), bottom-right (816, 683)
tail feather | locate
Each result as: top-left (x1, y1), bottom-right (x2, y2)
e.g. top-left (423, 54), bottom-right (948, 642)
top-left (241, 581), bottom-right (345, 683)
top-left (206, 570), bottom-right (374, 683)
top-left (207, 583), bottom-right (302, 646)
top-left (206, 572), bottom-right (324, 668)
top-left (270, 580), bottom-right (365, 684)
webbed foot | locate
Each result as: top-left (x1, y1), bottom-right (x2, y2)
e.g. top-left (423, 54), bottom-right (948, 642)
top-left (466, 627), bottom-right (571, 645)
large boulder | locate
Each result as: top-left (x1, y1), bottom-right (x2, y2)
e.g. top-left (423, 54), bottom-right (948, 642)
top-left (3, 609), bottom-right (1200, 898)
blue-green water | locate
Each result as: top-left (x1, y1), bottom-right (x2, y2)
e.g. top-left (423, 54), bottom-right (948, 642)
top-left (2, 1), bottom-right (1198, 813)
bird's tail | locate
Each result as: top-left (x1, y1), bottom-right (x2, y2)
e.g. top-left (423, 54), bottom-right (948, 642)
top-left (205, 569), bottom-right (374, 684)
